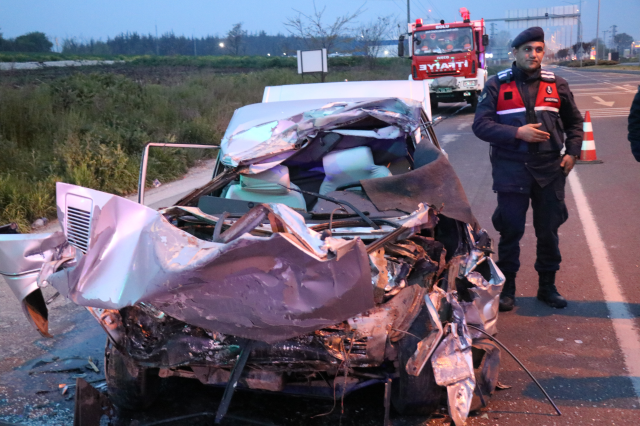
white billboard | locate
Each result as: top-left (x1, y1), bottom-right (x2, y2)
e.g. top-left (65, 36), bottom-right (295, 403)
top-left (297, 49), bottom-right (328, 74)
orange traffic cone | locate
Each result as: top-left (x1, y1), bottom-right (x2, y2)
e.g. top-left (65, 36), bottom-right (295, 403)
top-left (577, 111), bottom-right (603, 164)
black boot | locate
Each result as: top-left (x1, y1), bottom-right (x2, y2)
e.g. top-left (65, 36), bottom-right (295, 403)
top-left (499, 272), bottom-right (516, 312)
top-left (537, 271), bottom-right (567, 308)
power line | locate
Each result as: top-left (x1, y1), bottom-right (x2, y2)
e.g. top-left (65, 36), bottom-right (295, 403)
top-left (424, 1), bottom-right (447, 23)
top-left (390, 0), bottom-right (406, 15)
top-left (412, 0), bottom-right (431, 21)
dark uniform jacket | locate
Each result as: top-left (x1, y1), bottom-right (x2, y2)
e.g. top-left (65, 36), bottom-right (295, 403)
top-left (629, 87), bottom-right (640, 161)
top-left (472, 63), bottom-right (583, 193)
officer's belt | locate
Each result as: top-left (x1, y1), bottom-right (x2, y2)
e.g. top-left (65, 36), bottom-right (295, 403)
top-left (493, 147), bottom-right (561, 163)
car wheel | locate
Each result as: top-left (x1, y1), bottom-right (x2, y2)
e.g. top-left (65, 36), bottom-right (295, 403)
top-left (391, 306), bottom-right (446, 415)
top-left (105, 340), bottom-right (161, 411)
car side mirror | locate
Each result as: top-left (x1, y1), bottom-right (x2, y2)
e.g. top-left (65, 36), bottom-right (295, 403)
top-left (483, 34), bottom-right (489, 47)
top-left (398, 35), bottom-right (405, 57)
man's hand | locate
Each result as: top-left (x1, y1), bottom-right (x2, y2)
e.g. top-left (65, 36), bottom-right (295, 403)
top-left (560, 154), bottom-right (576, 175)
top-left (516, 123), bottom-right (550, 143)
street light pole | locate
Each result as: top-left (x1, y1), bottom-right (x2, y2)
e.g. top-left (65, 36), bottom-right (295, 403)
top-left (407, 0), bottom-right (410, 25)
top-left (595, 0), bottom-right (600, 64)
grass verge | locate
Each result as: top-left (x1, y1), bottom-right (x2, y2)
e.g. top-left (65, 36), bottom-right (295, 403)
top-left (0, 63), bottom-right (408, 231)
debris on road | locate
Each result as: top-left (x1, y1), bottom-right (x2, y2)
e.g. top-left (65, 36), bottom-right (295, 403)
top-left (86, 357), bottom-right (99, 373)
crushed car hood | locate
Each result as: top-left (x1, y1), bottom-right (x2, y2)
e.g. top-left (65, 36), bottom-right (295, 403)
top-left (43, 182), bottom-right (386, 343)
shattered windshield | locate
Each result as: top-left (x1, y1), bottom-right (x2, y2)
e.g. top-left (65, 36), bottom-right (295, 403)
top-left (413, 28), bottom-right (474, 56)
top-left (220, 98), bottom-right (422, 170)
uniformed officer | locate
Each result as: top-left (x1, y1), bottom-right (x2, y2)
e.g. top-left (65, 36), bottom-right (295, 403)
top-left (629, 86), bottom-right (640, 160)
top-left (472, 27), bottom-right (584, 311)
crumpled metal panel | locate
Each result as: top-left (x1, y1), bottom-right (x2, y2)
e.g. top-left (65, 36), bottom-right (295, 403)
top-left (405, 288), bottom-right (444, 376)
top-left (0, 232), bottom-right (67, 301)
top-left (431, 294), bottom-right (475, 426)
top-left (461, 250), bottom-right (504, 336)
top-left (220, 98), bottom-right (421, 169)
top-left (347, 285), bottom-right (426, 364)
top-left (39, 183), bottom-right (374, 343)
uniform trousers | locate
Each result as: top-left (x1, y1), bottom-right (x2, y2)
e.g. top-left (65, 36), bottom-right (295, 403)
top-left (491, 174), bottom-right (568, 274)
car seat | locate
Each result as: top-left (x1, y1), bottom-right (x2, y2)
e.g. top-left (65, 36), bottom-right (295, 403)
top-left (225, 165), bottom-right (307, 210)
top-left (319, 146), bottom-right (392, 195)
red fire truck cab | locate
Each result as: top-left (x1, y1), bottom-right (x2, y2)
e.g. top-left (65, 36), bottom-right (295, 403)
top-left (399, 8), bottom-right (489, 110)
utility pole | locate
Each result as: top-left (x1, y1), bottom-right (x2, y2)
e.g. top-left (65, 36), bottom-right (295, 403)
top-left (407, 0), bottom-right (410, 25)
top-left (155, 24), bottom-right (159, 56)
top-left (595, 0), bottom-right (600, 64)
top-left (611, 25), bottom-right (618, 51)
top-left (193, 35), bottom-right (197, 56)
top-left (577, 0), bottom-right (583, 67)
top-left (490, 23), bottom-right (496, 39)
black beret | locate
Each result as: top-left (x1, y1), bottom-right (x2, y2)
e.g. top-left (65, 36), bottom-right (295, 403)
top-left (511, 27), bottom-right (545, 48)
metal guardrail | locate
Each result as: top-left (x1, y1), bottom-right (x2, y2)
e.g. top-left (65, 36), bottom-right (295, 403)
top-left (137, 143), bottom-right (220, 205)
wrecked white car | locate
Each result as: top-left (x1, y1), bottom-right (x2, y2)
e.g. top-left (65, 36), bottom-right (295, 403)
top-left (0, 89), bottom-right (505, 424)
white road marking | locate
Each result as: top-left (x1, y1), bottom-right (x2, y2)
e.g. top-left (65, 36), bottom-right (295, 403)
top-left (573, 90), bottom-right (631, 95)
top-left (602, 81), bottom-right (638, 94)
top-left (440, 134), bottom-right (460, 145)
top-left (579, 108), bottom-right (630, 118)
top-left (568, 170), bottom-right (640, 400)
top-left (591, 96), bottom-right (615, 107)
top-left (456, 122), bottom-right (471, 131)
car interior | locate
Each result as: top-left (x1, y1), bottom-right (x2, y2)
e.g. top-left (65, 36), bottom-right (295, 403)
top-left (197, 124), bottom-right (417, 218)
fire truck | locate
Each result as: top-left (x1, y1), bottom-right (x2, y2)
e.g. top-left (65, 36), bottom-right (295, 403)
top-left (398, 8), bottom-right (489, 110)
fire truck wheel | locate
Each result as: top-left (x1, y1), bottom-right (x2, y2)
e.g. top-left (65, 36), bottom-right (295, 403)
top-left (391, 305), bottom-right (446, 415)
top-left (468, 94), bottom-right (478, 111)
top-left (105, 340), bottom-right (161, 411)
top-left (430, 100), bottom-right (439, 110)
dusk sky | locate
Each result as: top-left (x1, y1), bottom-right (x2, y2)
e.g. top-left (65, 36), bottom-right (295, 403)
top-left (1, 0), bottom-right (637, 49)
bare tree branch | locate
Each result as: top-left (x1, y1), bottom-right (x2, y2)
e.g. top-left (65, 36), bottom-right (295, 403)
top-left (284, 1), bottom-right (365, 53)
top-left (354, 16), bottom-right (395, 68)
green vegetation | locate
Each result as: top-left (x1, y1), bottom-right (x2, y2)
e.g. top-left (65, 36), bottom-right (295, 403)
top-left (0, 63), bottom-right (407, 230)
top-left (0, 52), bottom-right (406, 70)
top-left (0, 31), bottom-right (52, 53)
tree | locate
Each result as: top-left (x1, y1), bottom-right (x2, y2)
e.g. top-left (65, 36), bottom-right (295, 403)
top-left (589, 38), bottom-right (610, 59)
top-left (556, 48), bottom-right (570, 60)
top-left (284, 1), bottom-right (364, 52)
top-left (14, 32), bottom-right (53, 52)
top-left (226, 23), bottom-right (247, 56)
top-left (355, 16), bottom-right (394, 68)
top-left (613, 32), bottom-right (634, 53)
top-left (572, 41), bottom-right (591, 57)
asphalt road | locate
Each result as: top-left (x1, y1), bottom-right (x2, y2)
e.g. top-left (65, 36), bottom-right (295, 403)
top-left (432, 65), bottom-right (640, 425)
top-left (1, 67), bottom-right (639, 426)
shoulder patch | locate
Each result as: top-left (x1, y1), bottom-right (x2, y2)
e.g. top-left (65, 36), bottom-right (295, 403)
top-left (497, 68), bottom-right (513, 83)
top-left (540, 70), bottom-right (556, 82)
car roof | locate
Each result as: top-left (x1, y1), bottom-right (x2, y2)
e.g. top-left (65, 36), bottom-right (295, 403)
top-left (262, 80), bottom-right (432, 118)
